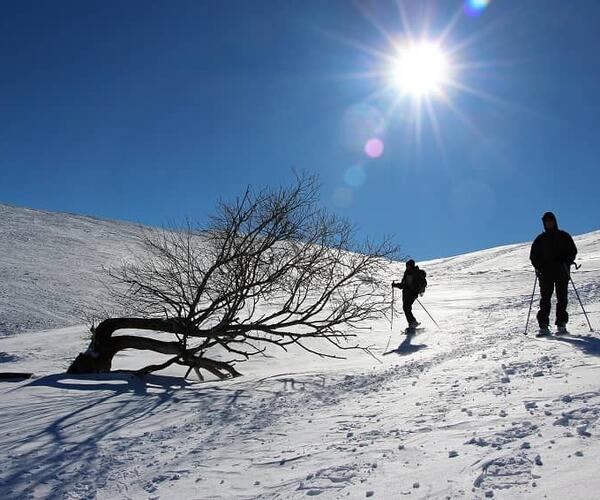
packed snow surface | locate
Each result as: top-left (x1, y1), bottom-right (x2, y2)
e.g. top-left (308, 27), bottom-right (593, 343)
top-left (1, 203), bottom-right (599, 499)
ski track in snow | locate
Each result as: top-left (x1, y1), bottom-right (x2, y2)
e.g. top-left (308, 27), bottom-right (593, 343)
top-left (1, 204), bottom-right (600, 499)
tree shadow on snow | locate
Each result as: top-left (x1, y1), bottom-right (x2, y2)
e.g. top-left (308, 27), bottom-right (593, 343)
top-left (0, 372), bottom-right (253, 499)
top-left (544, 334), bottom-right (600, 357)
top-left (24, 372), bottom-right (191, 396)
top-left (384, 331), bottom-right (428, 356)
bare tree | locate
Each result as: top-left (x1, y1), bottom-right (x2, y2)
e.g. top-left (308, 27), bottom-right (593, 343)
top-left (68, 174), bottom-right (399, 379)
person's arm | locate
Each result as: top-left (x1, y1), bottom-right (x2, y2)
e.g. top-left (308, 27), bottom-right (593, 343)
top-left (565, 232), bottom-right (577, 265)
top-left (530, 236), bottom-right (542, 272)
top-left (392, 278), bottom-right (404, 289)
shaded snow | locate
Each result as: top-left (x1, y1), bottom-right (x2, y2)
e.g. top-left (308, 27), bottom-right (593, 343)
top-left (1, 205), bottom-right (599, 499)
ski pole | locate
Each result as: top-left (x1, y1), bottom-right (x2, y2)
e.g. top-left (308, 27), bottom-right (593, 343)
top-left (391, 285), bottom-right (395, 331)
top-left (524, 274), bottom-right (537, 335)
top-left (416, 298), bottom-right (440, 330)
top-left (569, 275), bottom-right (594, 332)
top-left (384, 333), bottom-right (392, 353)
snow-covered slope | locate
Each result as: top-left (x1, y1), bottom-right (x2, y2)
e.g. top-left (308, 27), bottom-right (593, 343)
top-left (0, 203), bottom-right (145, 336)
top-left (1, 206), bottom-right (599, 499)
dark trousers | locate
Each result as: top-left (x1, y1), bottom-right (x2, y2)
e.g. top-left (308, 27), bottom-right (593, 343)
top-left (537, 274), bottom-right (569, 327)
top-left (402, 290), bottom-right (418, 324)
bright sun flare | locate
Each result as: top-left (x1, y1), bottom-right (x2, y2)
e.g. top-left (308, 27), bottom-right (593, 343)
top-left (329, 2), bottom-right (500, 158)
top-left (391, 42), bottom-right (449, 98)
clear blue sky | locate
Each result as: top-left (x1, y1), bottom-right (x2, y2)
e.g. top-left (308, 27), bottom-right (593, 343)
top-left (1, 0), bottom-right (599, 260)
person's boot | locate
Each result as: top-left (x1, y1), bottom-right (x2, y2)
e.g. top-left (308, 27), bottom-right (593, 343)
top-left (536, 326), bottom-right (551, 337)
top-left (556, 324), bottom-right (568, 335)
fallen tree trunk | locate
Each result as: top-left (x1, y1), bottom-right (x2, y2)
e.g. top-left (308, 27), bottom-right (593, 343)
top-left (67, 318), bottom-right (241, 379)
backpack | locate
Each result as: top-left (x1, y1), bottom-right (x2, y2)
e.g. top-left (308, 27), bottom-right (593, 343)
top-left (416, 269), bottom-right (427, 295)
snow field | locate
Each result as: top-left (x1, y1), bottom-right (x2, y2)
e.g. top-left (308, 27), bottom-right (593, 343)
top-left (1, 204), bottom-right (599, 499)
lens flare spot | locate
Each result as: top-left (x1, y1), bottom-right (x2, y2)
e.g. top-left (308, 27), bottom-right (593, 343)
top-left (364, 138), bottom-right (384, 158)
top-left (344, 165), bottom-right (366, 187)
top-left (465, 0), bottom-right (490, 16)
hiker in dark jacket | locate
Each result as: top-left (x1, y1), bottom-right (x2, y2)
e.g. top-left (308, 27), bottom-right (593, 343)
top-left (530, 211), bottom-right (577, 335)
top-left (392, 259), bottom-right (427, 329)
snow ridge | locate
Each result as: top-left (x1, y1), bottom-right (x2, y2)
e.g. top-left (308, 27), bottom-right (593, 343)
top-left (0, 204), bottom-right (145, 337)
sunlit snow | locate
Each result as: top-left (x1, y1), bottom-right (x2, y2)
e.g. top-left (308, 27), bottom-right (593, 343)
top-left (1, 204), bottom-right (599, 499)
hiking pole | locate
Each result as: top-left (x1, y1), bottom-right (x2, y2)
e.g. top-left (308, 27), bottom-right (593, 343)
top-left (569, 275), bottom-right (594, 332)
top-left (384, 333), bottom-right (392, 353)
top-left (564, 262), bottom-right (594, 332)
top-left (391, 283), bottom-right (396, 331)
top-left (416, 298), bottom-right (440, 330)
top-left (383, 285), bottom-right (395, 353)
top-left (524, 274), bottom-right (537, 335)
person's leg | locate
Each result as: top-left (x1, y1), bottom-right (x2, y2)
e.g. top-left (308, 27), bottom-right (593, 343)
top-left (555, 276), bottom-right (569, 326)
top-left (403, 291), bottom-right (417, 325)
top-left (536, 274), bottom-right (554, 328)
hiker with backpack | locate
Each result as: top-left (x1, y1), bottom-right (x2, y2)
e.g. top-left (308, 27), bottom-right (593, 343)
top-left (392, 259), bottom-right (427, 330)
top-left (529, 211), bottom-right (577, 336)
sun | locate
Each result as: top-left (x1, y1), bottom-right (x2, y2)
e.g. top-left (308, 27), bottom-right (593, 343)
top-left (324, 1), bottom-right (502, 161)
top-left (391, 41), bottom-right (449, 98)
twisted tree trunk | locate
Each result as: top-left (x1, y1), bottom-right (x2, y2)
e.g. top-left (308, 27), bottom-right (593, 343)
top-left (67, 318), bottom-right (184, 374)
top-left (68, 318), bottom-right (242, 379)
